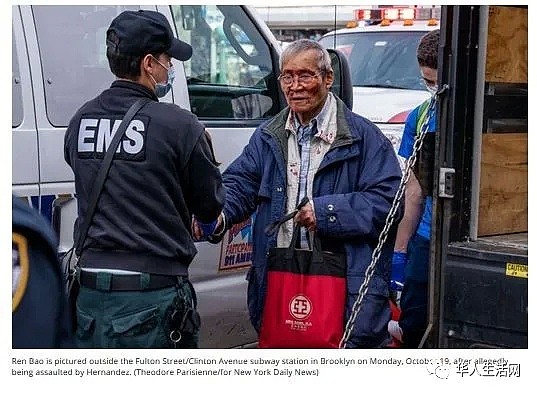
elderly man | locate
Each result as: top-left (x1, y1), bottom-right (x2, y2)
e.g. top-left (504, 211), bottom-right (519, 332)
top-left (197, 39), bottom-right (401, 347)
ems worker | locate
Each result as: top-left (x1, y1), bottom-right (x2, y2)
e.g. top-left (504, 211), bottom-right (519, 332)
top-left (64, 10), bottom-right (224, 348)
top-left (12, 196), bottom-right (72, 348)
top-left (389, 29), bottom-right (440, 348)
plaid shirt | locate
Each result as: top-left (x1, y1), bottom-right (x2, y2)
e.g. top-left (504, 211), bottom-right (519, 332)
top-left (295, 120), bottom-right (315, 247)
top-left (278, 93), bottom-right (338, 248)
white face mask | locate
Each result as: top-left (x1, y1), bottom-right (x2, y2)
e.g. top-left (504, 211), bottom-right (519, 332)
top-left (149, 56), bottom-right (175, 98)
top-left (426, 84), bottom-right (438, 96)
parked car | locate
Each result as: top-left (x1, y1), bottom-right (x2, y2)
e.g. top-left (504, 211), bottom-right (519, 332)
top-left (319, 7), bottom-right (439, 154)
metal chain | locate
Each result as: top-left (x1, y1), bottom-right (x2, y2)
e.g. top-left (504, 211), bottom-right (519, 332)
top-left (339, 87), bottom-right (445, 348)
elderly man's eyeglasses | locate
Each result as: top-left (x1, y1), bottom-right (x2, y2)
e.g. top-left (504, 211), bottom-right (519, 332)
top-left (278, 72), bottom-right (323, 85)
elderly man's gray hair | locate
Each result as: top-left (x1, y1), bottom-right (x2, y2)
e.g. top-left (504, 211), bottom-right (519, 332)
top-left (279, 39), bottom-right (333, 74)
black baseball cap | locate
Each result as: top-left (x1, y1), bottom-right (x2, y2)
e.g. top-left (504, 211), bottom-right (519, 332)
top-left (106, 10), bottom-right (192, 61)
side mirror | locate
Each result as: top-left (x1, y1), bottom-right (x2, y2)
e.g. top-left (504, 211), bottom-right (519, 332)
top-left (327, 48), bottom-right (353, 110)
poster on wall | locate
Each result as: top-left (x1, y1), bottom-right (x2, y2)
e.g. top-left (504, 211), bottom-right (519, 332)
top-left (218, 214), bottom-right (255, 271)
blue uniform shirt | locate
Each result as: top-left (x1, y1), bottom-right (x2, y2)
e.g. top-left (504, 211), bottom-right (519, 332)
top-left (398, 100), bottom-right (436, 240)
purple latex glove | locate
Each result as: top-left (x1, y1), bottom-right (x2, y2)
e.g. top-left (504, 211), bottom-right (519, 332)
top-left (194, 216), bottom-right (218, 241)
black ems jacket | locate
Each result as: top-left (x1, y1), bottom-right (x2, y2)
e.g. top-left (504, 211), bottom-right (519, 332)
top-left (64, 80), bottom-right (224, 275)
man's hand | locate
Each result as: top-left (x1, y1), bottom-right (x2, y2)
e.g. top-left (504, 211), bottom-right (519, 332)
top-left (294, 202), bottom-right (316, 231)
top-left (192, 214), bottom-right (224, 241)
top-left (390, 251), bottom-right (408, 292)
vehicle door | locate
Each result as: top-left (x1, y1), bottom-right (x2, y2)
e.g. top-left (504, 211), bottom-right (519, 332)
top-left (158, 4), bottom-right (285, 348)
top-left (430, 5), bottom-right (528, 349)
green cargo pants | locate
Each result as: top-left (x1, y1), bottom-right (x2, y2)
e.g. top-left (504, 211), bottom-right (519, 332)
top-left (75, 274), bottom-right (199, 349)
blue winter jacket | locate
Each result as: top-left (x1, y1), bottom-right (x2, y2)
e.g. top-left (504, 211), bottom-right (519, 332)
top-left (223, 97), bottom-right (402, 348)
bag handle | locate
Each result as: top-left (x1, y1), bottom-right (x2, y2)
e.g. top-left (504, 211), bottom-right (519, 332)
top-left (284, 224), bottom-right (324, 264)
top-left (264, 196), bottom-right (323, 263)
top-left (264, 196), bottom-right (310, 237)
top-left (75, 98), bottom-right (149, 256)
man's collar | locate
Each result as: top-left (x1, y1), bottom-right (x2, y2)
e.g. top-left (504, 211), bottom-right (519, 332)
top-left (285, 93), bottom-right (336, 144)
top-left (111, 79), bottom-right (158, 100)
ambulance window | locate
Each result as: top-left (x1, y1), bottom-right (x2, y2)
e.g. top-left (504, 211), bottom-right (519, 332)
top-left (171, 5), bottom-right (279, 122)
top-left (32, 5), bottom-right (138, 127)
top-left (12, 32), bottom-right (23, 128)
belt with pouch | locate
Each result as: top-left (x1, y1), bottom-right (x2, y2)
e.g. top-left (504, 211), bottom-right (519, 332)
top-left (79, 271), bottom-right (180, 291)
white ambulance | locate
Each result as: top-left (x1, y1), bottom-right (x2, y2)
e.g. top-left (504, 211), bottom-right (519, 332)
top-left (12, 4), bottom-right (350, 348)
top-left (319, 6), bottom-right (440, 154)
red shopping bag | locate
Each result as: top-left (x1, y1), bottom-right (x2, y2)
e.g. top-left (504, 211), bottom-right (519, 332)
top-left (259, 226), bottom-right (346, 348)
